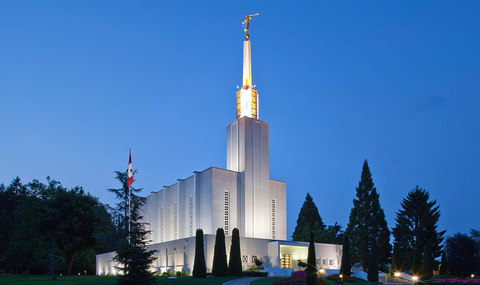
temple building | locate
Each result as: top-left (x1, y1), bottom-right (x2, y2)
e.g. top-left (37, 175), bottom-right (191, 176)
top-left (96, 20), bottom-right (342, 276)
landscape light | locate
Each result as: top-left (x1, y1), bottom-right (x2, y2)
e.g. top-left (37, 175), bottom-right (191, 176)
top-left (412, 276), bottom-right (419, 281)
top-left (394, 272), bottom-right (401, 277)
top-left (319, 269), bottom-right (325, 274)
top-left (471, 274), bottom-right (475, 278)
top-left (339, 274), bottom-right (343, 279)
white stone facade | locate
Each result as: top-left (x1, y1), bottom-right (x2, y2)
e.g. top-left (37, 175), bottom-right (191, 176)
top-left (96, 235), bottom-right (342, 275)
top-left (95, 38), bottom-right (342, 275)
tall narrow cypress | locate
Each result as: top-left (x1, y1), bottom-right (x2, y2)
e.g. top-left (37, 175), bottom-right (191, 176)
top-left (193, 229), bottom-right (206, 278)
top-left (340, 234), bottom-right (352, 276)
top-left (212, 228), bottom-right (228, 277)
top-left (229, 228), bottom-right (242, 276)
top-left (306, 231), bottom-right (317, 285)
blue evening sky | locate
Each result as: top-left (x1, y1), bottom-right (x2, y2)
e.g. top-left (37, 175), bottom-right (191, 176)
top-left (1, 1), bottom-right (479, 239)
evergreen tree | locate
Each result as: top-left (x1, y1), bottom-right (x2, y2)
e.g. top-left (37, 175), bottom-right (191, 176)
top-left (439, 251), bottom-right (447, 275)
top-left (292, 193), bottom-right (326, 242)
top-left (193, 229), bottom-right (207, 278)
top-left (108, 170), bottom-right (142, 239)
top-left (306, 231), bottom-right (317, 285)
top-left (229, 228), bottom-right (242, 276)
top-left (392, 187), bottom-right (445, 273)
top-left (212, 228), bottom-right (228, 277)
top-left (340, 234), bottom-right (352, 276)
top-left (346, 160), bottom-right (391, 270)
top-left (367, 241), bottom-right (378, 282)
top-left (422, 245), bottom-right (433, 278)
top-left (110, 170), bottom-right (156, 285)
top-left (392, 243), bottom-right (399, 271)
top-left (446, 233), bottom-right (479, 277)
top-left (412, 246), bottom-right (421, 275)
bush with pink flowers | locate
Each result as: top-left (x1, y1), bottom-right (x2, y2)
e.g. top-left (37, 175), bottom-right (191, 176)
top-left (433, 278), bottom-right (480, 284)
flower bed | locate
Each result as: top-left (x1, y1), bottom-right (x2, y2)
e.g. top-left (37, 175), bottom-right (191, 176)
top-left (432, 278), bottom-right (480, 284)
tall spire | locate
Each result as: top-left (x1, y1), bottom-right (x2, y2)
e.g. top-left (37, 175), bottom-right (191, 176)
top-left (242, 41), bottom-right (252, 87)
top-left (237, 14), bottom-right (259, 120)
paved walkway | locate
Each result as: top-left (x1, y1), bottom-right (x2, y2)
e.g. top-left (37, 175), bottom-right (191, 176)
top-left (381, 276), bottom-right (413, 284)
top-left (222, 277), bottom-right (264, 285)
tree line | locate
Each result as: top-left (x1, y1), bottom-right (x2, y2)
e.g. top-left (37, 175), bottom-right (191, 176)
top-left (0, 177), bottom-right (117, 275)
top-left (293, 160), bottom-right (480, 280)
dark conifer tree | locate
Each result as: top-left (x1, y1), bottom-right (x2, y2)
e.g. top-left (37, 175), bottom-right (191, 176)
top-left (392, 243), bottom-right (401, 272)
top-left (346, 160), bottom-right (391, 270)
top-left (110, 170), bottom-right (156, 285)
top-left (439, 251), bottom-right (448, 275)
top-left (114, 197), bottom-right (156, 285)
top-left (367, 241), bottom-right (378, 282)
top-left (340, 234), bottom-right (352, 276)
top-left (292, 193), bottom-right (326, 242)
top-left (412, 246), bottom-right (421, 275)
top-left (422, 245), bottom-right (433, 278)
top-left (193, 229), bottom-right (207, 278)
top-left (212, 228), bottom-right (228, 277)
top-left (306, 231), bottom-right (317, 285)
top-left (392, 186), bottom-right (445, 273)
top-left (229, 228), bottom-right (242, 276)
top-left (446, 233), bottom-right (479, 277)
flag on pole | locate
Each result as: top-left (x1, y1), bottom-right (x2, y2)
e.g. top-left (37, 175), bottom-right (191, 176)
top-left (127, 150), bottom-right (133, 187)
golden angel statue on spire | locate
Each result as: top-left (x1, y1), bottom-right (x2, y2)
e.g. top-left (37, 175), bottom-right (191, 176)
top-left (242, 13), bottom-right (259, 40)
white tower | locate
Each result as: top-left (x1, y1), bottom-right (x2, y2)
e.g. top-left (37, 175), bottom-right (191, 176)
top-left (226, 37), bottom-right (273, 239)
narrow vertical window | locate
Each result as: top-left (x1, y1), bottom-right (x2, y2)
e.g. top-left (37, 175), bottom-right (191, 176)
top-left (189, 196), bottom-right (194, 236)
top-left (174, 202), bottom-right (178, 239)
top-left (224, 190), bottom-right (230, 236)
top-left (160, 207), bottom-right (164, 242)
top-left (271, 199), bottom-right (276, 239)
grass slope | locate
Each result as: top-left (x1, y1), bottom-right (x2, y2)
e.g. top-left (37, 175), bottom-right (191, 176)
top-left (0, 275), bottom-right (239, 285)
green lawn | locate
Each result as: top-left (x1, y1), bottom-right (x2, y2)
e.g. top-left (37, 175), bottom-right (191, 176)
top-left (0, 275), bottom-right (240, 285)
top-left (251, 277), bottom-right (374, 285)
top-left (0, 275), bottom-right (118, 285)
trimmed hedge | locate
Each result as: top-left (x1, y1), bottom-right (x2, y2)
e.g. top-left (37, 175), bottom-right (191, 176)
top-left (242, 271), bottom-right (268, 277)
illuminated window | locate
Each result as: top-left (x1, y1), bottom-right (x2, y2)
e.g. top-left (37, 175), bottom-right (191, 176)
top-left (224, 191), bottom-right (230, 235)
top-left (328, 258), bottom-right (334, 266)
top-left (322, 258), bottom-right (327, 266)
top-left (189, 196), bottom-right (194, 236)
top-left (271, 199), bottom-right (276, 239)
top-left (281, 254), bottom-right (292, 268)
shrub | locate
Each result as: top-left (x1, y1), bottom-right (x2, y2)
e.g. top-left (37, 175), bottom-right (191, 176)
top-left (212, 228), bottom-right (228, 277)
top-left (229, 228), bottom-right (243, 276)
top-left (183, 270), bottom-right (190, 276)
top-left (242, 271), bottom-right (268, 277)
top-left (193, 229), bottom-right (207, 278)
top-left (273, 275), bottom-right (326, 285)
top-left (175, 271), bottom-right (182, 276)
top-left (167, 269), bottom-right (174, 276)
